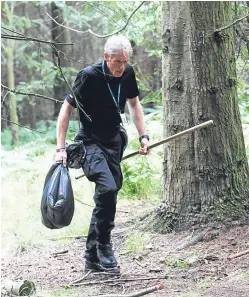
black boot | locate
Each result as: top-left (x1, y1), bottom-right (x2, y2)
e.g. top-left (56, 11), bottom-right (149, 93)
top-left (85, 260), bottom-right (104, 272)
top-left (84, 242), bottom-right (104, 273)
top-left (97, 243), bottom-right (120, 273)
top-left (84, 250), bottom-right (104, 272)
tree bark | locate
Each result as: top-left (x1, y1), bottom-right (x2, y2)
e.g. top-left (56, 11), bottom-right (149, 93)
top-left (51, 1), bottom-right (71, 118)
top-left (160, 1), bottom-right (249, 230)
top-left (4, 2), bottom-right (19, 146)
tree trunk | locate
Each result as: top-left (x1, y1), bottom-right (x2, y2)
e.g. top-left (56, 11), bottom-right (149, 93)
top-left (51, 1), bottom-right (71, 118)
top-left (4, 2), bottom-right (19, 146)
top-left (159, 1), bottom-right (249, 230)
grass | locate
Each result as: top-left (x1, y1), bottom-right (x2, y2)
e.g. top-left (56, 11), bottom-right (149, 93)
top-left (120, 119), bottom-right (163, 201)
top-left (164, 256), bottom-right (190, 269)
top-left (1, 144), bottom-right (94, 252)
top-left (122, 230), bottom-right (151, 255)
top-left (40, 287), bottom-right (80, 297)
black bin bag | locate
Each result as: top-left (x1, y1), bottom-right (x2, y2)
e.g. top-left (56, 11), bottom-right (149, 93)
top-left (41, 163), bottom-right (75, 229)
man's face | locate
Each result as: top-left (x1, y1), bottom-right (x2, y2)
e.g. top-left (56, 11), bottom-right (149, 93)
top-left (104, 52), bottom-right (129, 77)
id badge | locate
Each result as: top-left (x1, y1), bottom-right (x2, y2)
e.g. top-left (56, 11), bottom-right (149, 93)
top-left (120, 113), bottom-right (128, 125)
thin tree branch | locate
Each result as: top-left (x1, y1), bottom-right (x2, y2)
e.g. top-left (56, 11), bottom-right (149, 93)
top-left (214, 14), bottom-right (249, 33)
top-left (1, 84), bottom-right (63, 103)
top-left (70, 276), bottom-right (167, 287)
top-left (2, 25), bottom-right (26, 36)
top-left (91, 284), bottom-right (165, 297)
top-left (1, 34), bottom-right (74, 45)
top-left (1, 26), bottom-right (74, 45)
top-left (46, 12), bottom-right (89, 34)
top-left (2, 89), bottom-right (10, 103)
top-left (88, 1), bottom-right (145, 38)
top-left (46, 1), bottom-right (145, 38)
top-left (70, 270), bottom-right (92, 285)
top-left (53, 47), bottom-right (92, 122)
top-left (228, 248), bottom-right (249, 260)
top-left (74, 197), bottom-right (93, 208)
top-left (1, 119), bottom-right (45, 134)
top-left (86, 1), bottom-right (127, 23)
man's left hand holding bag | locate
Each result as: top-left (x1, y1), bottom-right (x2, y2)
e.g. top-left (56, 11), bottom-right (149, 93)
top-left (55, 101), bottom-right (74, 167)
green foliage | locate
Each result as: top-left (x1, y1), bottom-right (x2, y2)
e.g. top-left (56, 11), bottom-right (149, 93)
top-left (1, 126), bottom-right (40, 150)
top-left (141, 88), bottom-right (162, 106)
top-left (120, 156), bottom-right (162, 201)
top-left (237, 79), bottom-right (249, 120)
top-left (165, 256), bottom-right (189, 269)
top-left (1, 120), bottom-right (79, 150)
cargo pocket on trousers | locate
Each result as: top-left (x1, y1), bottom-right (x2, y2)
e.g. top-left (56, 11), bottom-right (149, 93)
top-left (82, 146), bottom-right (106, 182)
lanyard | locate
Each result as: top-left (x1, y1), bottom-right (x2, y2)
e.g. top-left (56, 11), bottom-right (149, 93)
top-left (102, 61), bottom-right (121, 113)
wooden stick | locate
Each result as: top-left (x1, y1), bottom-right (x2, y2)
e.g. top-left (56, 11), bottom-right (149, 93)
top-left (134, 259), bottom-right (146, 268)
top-left (71, 275), bottom-right (168, 286)
top-left (51, 250), bottom-right (68, 256)
top-left (48, 228), bottom-right (129, 241)
top-left (214, 14), bottom-right (249, 33)
top-left (70, 270), bottom-right (92, 285)
top-left (91, 283), bottom-right (165, 297)
top-left (75, 197), bottom-right (94, 207)
top-left (75, 120), bottom-right (213, 180)
top-left (123, 120), bottom-right (214, 160)
top-left (227, 248), bottom-right (249, 260)
top-left (47, 234), bottom-right (87, 241)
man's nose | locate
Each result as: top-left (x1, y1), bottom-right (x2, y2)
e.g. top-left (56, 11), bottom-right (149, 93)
top-left (120, 64), bottom-right (125, 71)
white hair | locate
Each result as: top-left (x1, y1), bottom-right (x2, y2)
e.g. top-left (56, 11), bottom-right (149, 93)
top-left (104, 35), bottom-right (133, 57)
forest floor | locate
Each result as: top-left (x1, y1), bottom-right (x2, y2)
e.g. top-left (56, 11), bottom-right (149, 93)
top-left (1, 199), bottom-right (249, 297)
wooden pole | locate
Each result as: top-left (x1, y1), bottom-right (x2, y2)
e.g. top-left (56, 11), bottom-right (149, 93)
top-left (75, 120), bottom-right (213, 180)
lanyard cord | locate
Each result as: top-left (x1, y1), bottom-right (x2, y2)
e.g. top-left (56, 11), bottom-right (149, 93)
top-left (102, 61), bottom-right (121, 113)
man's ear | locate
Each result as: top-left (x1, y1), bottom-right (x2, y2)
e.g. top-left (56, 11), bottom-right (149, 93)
top-left (104, 52), bottom-right (109, 61)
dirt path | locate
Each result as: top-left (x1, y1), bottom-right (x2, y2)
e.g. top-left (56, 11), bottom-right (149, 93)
top-left (1, 200), bottom-right (249, 297)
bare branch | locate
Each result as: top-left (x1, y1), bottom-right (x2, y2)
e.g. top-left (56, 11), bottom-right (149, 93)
top-left (1, 34), bottom-right (74, 45)
top-left (70, 276), bottom-right (167, 287)
top-left (74, 197), bottom-right (94, 208)
top-left (1, 84), bottom-right (63, 103)
top-left (46, 1), bottom-right (145, 38)
top-left (46, 12), bottom-right (89, 34)
top-left (1, 26), bottom-right (74, 45)
top-left (214, 14), bottom-right (249, 33)
top-left (88, 1), bottom-right (145, 38)
top-left (53, 47), bottom-right (92, 122)
top-left (228, 248), bottom-right (249, 260)
top-left (91, 284), bottom-right (164, 297)
top-left (1, 119), bottom-right (45, 134)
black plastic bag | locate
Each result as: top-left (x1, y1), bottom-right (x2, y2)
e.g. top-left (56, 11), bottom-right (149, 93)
top-left (41, 163), bottom-right (74, 229)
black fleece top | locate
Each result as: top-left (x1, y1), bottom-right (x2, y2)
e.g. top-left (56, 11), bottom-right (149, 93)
top-left (66, 61), bottom-right (139, 139)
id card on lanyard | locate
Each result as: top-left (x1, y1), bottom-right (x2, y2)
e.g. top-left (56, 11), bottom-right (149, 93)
top-left (102, 61), bottom-right (128, 126)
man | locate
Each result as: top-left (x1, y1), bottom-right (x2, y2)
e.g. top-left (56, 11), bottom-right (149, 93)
top-left (55, 35), bottom-right (149, 273)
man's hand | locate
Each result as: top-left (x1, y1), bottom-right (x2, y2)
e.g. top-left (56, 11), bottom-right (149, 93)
top-left (55, 150), bottom-right (67, 167)
top-left (139, 138), bottom-right (149, 155)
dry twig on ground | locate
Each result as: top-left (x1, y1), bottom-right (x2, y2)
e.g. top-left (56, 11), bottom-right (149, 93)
top-left (70, 275), bottom-right (168, 287)
top-left (91, 283), bottom-right (165, 297)
top-left (228, 248), bottom-right (249, 260)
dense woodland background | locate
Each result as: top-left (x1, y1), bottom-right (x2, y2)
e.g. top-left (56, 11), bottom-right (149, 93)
top-left (1, 1), bottom-right (248, 149)
top-left (1, 1), bottom-right (162, 147)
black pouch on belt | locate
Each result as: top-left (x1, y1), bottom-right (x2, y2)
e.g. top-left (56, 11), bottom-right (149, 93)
top-left (66, 141), bottom-right (86, 169)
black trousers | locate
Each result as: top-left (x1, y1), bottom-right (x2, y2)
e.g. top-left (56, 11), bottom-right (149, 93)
top-left (75, 130), bottom-right (124, 261)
